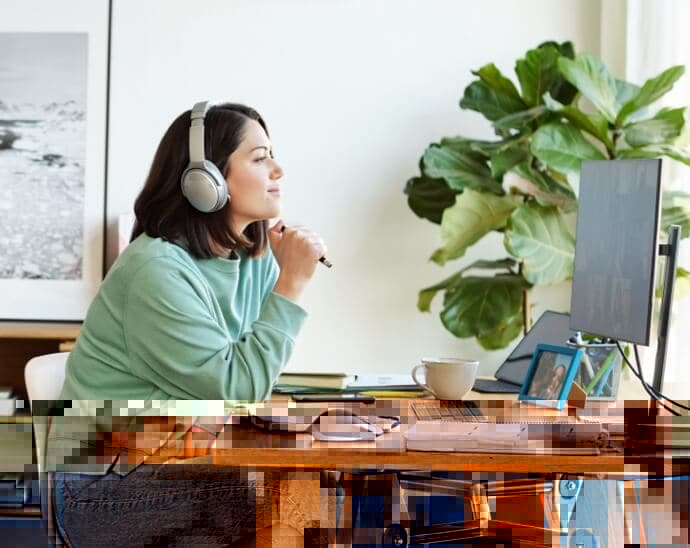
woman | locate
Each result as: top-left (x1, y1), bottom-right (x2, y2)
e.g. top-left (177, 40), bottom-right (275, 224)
top-left (47, 102), bottom-right (331, 547)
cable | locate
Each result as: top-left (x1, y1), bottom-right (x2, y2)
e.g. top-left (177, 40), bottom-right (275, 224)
top-left (633, 345), bottom-right (690, 411)
top-left (615, 341), bottom-right (653, 396)
top-left (615, 342), bottom-right (679, 416)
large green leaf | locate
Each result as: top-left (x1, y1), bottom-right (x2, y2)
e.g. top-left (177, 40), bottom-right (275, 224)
top-left (417, 258), bottom-right (518, 312)
top-left (422, 144), bottom-right (504, 193)
top-left (538, 40), bottom-right (575, 60)
top-left (623, 107), bottom-right (687, 148)
top-left (469, 135), bottom-right (525, 155)
top-left (504, 202), bottom-right (575, 285)
top-left (515, 45), bottom-right (561, 106)
top-left (493, 105), bottom-right (550, 131)
top-left (558, 54), bottom-right (619, 123)
top-left (531, 122), bottom-right (606, 175)
top-left (539, 41), bottom-right (578, 104)
top-left (431, 190), bottom-right (522, 265)
top-left (417, 271), bottom-right (464, 312)
top-left (489, 146), bottom-right (529, 179)
top-left (511, 161), bottom-right (577, 211)
top-left (617, 144), bottom-right (690, 166)
top-left (472, 63), bottom-right (523, 102)
top-left (615, 79), bottom-right (640, 109)
top-left (438, 136), bottom-right (490, 162)
top-left (661, 190), bottom-right (690, 235)
top-left (440, 274), bottom-right (528, 339)
top-left (460, 80), bottom-right (527, 122)
top-left (543, 92), bottom-right (613, 150)
top-left (404, 174), bottom-right (458, 224)
top-left (477, 313), bottom-right (524, 350)
top-left (616, 65), bottom-right (685, 125)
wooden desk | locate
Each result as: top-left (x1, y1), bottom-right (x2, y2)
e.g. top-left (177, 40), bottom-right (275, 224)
top-left (213, 373), bottom-right (661, 474)
top-left (211, 395), bottom-right (688, 546)
top-left (211, 399), bottom-right (685, 476)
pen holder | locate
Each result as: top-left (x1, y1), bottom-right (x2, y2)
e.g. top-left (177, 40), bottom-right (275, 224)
top-left (566, 341), bottom-right (622, 400)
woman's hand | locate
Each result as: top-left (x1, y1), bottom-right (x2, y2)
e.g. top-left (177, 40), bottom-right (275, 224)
top-left (268, 220), bottom-right (327, 303)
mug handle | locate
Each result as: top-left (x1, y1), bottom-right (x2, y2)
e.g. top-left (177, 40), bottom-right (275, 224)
top-left (412, 364), bottom-right (438, 398)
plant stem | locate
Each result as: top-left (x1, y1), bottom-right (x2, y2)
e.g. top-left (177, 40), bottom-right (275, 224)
top-left (519, 262), bottom-right (532, 335)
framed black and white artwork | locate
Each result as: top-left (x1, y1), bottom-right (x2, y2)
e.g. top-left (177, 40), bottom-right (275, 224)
top-left (0, 0), bottom-right (109, 321)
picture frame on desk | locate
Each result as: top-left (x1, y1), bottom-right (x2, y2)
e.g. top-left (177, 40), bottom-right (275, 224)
top-left (0, 0), bottom-right (110, 321)
top-left (519, 344), bottom-right (583, 410)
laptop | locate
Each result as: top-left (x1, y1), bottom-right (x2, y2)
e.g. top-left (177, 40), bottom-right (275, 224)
top-left (473, 311), bottom-right (575, 394)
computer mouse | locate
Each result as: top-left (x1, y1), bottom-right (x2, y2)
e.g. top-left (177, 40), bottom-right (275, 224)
top-left (313, 408), bottom-right (381, 437)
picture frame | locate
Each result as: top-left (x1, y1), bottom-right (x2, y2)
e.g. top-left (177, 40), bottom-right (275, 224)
top-left (0, 0), bottom-right (110, 321)
top-left (519, 344), bottom-right (584, 410)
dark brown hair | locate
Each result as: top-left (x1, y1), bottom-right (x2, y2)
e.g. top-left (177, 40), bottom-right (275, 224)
top-left (131, 103), bottom-right (269, 259)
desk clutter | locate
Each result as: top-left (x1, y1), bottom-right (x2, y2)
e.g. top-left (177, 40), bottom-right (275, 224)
top-left (407, 400), bottom-right (609, 454)
top-left (273, 372), bottom-right (427, 398)
top-left (232, 402), bottom-right (401, 441)
top-left (226, 399), bottom-right (640, 454)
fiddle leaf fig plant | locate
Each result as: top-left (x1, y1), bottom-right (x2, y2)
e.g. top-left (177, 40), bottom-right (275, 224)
top-left (405, 41), bottom-right (690, 350)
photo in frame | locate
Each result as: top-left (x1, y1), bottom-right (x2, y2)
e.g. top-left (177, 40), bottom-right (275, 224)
top-left (519, 344), bottom-right (584, 410)
top-left (0, 0), bottom-right (110, 320)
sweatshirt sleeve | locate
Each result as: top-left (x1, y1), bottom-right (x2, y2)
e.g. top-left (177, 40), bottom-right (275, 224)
top-left (123, 258), bottom-right (307, 401)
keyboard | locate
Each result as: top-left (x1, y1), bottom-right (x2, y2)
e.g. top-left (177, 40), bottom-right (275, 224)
top-left (411, 401), bottom-right (598, 425)
top-left (411, 401), bottom-right (484, 422)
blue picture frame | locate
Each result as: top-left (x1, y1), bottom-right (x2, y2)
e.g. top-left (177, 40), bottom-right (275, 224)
top-left (519, 344), bottom-right (584, 410)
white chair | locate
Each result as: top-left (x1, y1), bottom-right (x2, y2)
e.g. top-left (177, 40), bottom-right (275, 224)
top-left (24, 351), bottom-right (69, 471)
top-left (24, 352), bottom-right (69, 547)
top-left (24, 352), bottom-right (68, 405)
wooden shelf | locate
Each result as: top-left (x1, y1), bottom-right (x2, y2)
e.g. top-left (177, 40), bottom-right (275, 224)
top-left (0, 321), bottom-right (81, 401)
top-left (0, 321), bottom-right (81, 340)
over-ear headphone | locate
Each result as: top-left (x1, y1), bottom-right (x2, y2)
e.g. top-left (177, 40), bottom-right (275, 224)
top-left (180, 101), bottom-right (229, 213)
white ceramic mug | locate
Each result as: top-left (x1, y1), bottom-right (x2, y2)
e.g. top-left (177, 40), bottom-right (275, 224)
top-left (412, 357), bottom-right (479, 400)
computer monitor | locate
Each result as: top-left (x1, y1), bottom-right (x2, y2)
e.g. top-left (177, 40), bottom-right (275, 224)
top-left (570, 159), bottom-right (662, 345)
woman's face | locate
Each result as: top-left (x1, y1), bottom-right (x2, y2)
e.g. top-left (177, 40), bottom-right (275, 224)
top-left (225, 119), bottom-right (284, 232)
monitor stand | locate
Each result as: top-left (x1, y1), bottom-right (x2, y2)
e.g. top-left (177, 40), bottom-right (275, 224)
top-left (652, 224), bottom-right (682, 395)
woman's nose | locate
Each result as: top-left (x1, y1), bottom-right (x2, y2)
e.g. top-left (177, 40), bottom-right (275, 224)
top-left (271, 161), bottom-right (284, 179)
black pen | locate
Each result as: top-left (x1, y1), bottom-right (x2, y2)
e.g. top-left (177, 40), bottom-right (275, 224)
top-left (280, 225), bottom-right (333, 268)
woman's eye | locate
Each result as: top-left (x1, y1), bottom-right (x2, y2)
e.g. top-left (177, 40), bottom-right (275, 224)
top-left (254, 156), bottom-right (267, 162)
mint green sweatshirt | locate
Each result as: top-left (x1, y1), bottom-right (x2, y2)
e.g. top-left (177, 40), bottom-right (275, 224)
top-left (60, 234), bottom-right (307, 401)
top-left (46, 234), bottom-right (306, 474)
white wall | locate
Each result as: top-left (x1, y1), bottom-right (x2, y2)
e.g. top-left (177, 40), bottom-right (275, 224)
top-left (620, 0), bottom-right (690, 397)
top-left (107, 0), bottom-right (602, 376)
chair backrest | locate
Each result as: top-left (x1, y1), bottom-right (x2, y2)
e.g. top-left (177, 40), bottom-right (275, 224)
top-left (24, 352), bottom-right (69, 547)
top-left (24, 352), bottom-right (69, 473)
top-left (24, 352), bottom-right (69, 404)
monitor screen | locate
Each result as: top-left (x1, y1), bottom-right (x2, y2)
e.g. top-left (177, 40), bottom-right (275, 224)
top-left (570, 159), bottom-right (662, 345)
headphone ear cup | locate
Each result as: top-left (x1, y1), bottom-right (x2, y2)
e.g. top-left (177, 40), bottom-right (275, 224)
top-left (181, 160), bottom-right (229, 213)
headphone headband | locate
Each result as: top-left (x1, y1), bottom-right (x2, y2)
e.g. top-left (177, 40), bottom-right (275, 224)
top-left (189, 101), bottom-right (211, 163)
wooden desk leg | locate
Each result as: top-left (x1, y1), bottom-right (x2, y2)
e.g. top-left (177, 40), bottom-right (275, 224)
top-left (469, 483), bottom-right (490, 527)
top-left (335, 473), bottom-right (355, 547)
